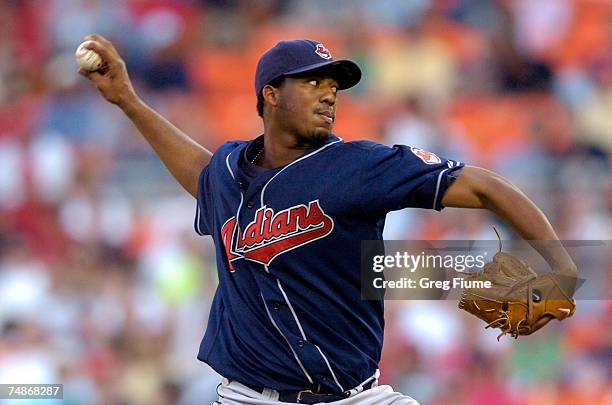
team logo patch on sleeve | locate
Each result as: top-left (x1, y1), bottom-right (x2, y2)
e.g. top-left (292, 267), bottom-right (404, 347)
top-left (410, 147), bottom-right (442, 164)
top-left (315, 44), bottom-right (332, 60)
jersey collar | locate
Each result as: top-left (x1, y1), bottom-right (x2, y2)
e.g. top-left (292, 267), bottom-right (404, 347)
top-left (228, 134), bottom-right (342, 175)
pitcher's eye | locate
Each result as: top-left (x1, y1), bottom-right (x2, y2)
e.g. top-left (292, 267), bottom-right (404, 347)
top-left (309, 80), bottom-right (318, 86)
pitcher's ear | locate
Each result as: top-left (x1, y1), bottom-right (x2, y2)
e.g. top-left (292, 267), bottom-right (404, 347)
top-left (262, 85), bottom-right (279, 108)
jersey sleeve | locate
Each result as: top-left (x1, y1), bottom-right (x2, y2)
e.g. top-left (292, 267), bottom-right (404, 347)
top-left (194, 164), bottom-right (212, 236)
top-left (359, 143), bottom-right (464, 214)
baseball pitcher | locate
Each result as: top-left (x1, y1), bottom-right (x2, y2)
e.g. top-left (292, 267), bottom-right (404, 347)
top-left (79, 35), bottom-right (577, 405)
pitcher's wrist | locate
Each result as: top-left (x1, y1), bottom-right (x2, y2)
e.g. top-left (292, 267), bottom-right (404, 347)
top-left (118, 94), bottom-right (144, 117)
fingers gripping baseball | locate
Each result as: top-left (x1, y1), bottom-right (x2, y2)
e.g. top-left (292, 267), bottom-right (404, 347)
top-left (77, 34), bottom-right (137, 107)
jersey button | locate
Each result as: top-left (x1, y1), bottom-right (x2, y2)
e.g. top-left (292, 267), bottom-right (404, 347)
top-left (272, 302), bottom-right (281, 310)
top-left (247, 202), bottom-right (254, 209)
top-left (237, 181), bottom-right (244, 189)
top-left (297, 339), bottom-right (304, 347)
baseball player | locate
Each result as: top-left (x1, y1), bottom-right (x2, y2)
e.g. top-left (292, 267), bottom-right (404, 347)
top-left (80, 35), bottom-right (577, 404)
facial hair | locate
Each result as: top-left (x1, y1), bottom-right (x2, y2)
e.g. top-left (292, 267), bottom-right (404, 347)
top-left (278, 98), bottom-right (331, 149)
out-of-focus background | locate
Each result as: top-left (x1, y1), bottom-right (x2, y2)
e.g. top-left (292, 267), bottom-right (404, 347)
top-left (0, 0), bottom-right (610, 404)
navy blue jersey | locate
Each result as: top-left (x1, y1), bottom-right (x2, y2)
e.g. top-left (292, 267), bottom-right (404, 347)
top-left (194, 135), bottom-right (464, 393)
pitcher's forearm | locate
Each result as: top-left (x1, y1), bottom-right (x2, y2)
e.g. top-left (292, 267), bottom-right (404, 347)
top-left (477, 177), bottom-right (576, 274)
top-left (443, 166), bottom-right (577, 275)
top-left (121, 96), bottom-right (213, 198)
top-left (78, 34), bottom-right (213, 198)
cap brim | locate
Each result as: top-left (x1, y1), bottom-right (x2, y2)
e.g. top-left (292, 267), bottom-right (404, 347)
top-left (284, 59), bottom-right (362, 90)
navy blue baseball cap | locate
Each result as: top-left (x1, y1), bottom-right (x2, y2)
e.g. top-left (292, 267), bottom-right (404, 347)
top-left (255, 39), bottom-right (362, 96)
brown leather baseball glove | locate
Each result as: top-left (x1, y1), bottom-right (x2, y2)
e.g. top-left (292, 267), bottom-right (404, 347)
top-left (458, 236), bottom-right (576, 340)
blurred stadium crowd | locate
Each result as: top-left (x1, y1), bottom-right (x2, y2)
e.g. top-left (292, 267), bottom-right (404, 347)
top-left (0, 0), bottom-right (611, 404)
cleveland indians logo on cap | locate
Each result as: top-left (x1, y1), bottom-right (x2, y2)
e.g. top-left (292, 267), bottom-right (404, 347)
top-left (220, 200), bottom-right (334, 270)
top-left (410, 147), bottom-right (441, 164)
top-left (315, 44), bottom-right (332, 60)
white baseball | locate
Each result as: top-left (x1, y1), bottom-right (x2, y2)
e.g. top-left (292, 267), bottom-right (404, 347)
top-left (75, 41), bottom-right (103, 71)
